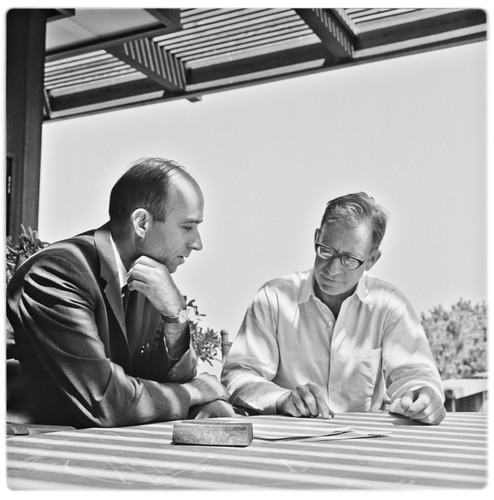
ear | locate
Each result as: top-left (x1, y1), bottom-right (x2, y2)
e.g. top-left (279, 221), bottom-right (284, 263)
top-left (131, 208), bottom-right (151, 238)
top-left (365, 249), bottom-right (382, 271)
top-left (314, 228), bottom-right (320, 243)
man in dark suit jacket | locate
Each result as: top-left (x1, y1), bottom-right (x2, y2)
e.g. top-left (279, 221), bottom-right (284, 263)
top-left (7, 157), bottom-right (234, 428)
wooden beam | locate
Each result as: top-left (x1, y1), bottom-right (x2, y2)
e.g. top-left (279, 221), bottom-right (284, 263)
top-left (6, 9), bottom-right (47, 240)
top-left (48, 79), bottom-right (180, 114)
top-left (108, 39), bottom-right (186, 92)
top-left (188, 43), bottom-right (328, 85)
top-left (295, 8), bottom-right (355, 61)
top-left (46, 9), bottom-right (75, 23)
top-left (357, 9), bottom-right (486, 49)
top-left (145, 9), bottom-right (182, 30)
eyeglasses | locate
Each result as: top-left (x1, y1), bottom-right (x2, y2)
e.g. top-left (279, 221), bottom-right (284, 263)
top-left (315, 242), bottom-right (371, 270)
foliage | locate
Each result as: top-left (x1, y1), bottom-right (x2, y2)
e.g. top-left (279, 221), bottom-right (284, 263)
top-left (6, 225), bottom-right (48, 284)
top-left (421, 299), bottom-right (487, 379)
top-left (5, 226), bottom-right (222, 365)
top-left (186, 299), bottom-right (221, 365)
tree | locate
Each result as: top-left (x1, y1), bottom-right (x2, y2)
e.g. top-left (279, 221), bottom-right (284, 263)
top-left (421, 299), bottom-right (487, 379)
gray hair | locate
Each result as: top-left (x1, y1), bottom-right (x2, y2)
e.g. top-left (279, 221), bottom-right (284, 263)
top-left (320, 192), bottom-right (389, 248)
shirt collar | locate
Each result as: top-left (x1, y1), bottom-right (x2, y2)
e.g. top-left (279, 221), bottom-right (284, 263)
top-left (301, 268), bottom-right (374, 307)
top-left (109, 234), bottom-right (128, 289)
top-left (354, 273), bottom-right (374, 306)
top-left (300, 268), bottom-right (316, 303)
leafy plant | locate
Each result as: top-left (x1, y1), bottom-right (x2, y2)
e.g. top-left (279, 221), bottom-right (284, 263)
top-left (5, 226), bottom-right (222, 365)
top-left (6, 226), bottom-right (49, 355)
top-left (6, 225), bottom-right (48, 283)
top-left (186, 299), bottom-right (221, 365)
top-left (421, 299), bottom-right (487, 379)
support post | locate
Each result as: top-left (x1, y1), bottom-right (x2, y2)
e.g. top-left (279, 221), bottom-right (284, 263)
top-left (6, 9), bottom-right (47, 241)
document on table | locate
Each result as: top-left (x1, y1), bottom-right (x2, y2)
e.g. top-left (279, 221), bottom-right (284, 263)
top-left (199, 417), bottom-right (391, 442)
top-left (253, 426), bottom-right (390, 442)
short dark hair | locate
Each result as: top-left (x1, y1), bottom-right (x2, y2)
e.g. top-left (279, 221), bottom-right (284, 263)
top-left (109, 157), bottom-right (191, 225)
top-left (320, 192), bottom-right (389, 248)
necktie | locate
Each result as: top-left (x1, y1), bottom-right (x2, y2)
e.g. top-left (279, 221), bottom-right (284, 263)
top-left (121, 284), bottom-right (130, 315)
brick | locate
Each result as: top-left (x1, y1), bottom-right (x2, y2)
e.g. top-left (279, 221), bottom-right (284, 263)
top-left (172, 421), bottom-right (253, 447)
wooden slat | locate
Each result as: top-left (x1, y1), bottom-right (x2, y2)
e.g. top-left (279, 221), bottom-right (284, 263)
top-left (350, 8), bottom-right (420, 24)
top-left (351, 8), bottom-right (462, 31)
top-left (155, 9), bottom-right (300, 48)
top-left (178, 31), bottom-right (314, 64)
top-left (45, 59), bottom-right (131, 88)
top-left (109, 38), bottom-right (186, 92)
top-left (159, 17), bottom-right (308, 54)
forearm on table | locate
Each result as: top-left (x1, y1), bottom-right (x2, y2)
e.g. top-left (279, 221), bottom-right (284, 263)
top-left (33, 353), bottom-right (193, 427)
top-left (383, 309), bottom-right (444, 402)
top-left (224, 370), bottom-right (290, 414)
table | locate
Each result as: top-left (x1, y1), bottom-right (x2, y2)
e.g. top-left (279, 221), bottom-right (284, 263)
top-left (6, 412), bottom-right (488, 490)
top-left (443, 378), bottom-right (488, 412)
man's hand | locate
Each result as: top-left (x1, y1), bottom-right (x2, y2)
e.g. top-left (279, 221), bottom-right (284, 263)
top-left (127, 256), bottom-right (184, 315)
top-left (276, 383), bottom-right (334, 419)
top-left (183, 374), bottom-right (229, 407)
top-left (392, 386), bottom-right (446, 425)
top-left (189, 400), bottom-right (236, 419)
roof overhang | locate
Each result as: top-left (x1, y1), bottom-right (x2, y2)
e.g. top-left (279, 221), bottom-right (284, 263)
top-left (40, 7), bottom-right (487, 121)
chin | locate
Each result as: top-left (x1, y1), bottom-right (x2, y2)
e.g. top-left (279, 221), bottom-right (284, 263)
top-left (319, 279), bottom-right (351, 296)
top-left (165, 263), bottom-right (178, 274)
top-left (322, 285), bottom-right (345, 296)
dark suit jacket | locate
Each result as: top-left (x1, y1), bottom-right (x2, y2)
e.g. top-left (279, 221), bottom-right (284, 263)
top-left (7, 223), bottom-right (197, 428)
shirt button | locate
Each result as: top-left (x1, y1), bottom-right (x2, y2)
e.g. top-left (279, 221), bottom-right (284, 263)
top-left (328, 321), bottom-right (334, 327)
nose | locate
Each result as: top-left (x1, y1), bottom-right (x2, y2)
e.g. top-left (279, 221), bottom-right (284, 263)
top-left (325, 255), bottom-right (344, 274)
top-left (189, 227), bottom-right (203, 251)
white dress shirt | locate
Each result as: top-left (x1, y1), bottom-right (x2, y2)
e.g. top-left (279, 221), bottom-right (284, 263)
top-left (109, 234), bottom-right (127, 290)
top-left (221, 269), bottom-right (444, 414)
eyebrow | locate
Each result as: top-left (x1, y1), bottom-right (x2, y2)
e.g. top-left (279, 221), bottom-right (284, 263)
top-left (182, 218), bottom-right (203, 224)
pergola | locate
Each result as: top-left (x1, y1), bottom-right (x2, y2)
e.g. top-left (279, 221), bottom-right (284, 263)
top-left (6, 7), bottom-right (487, 241)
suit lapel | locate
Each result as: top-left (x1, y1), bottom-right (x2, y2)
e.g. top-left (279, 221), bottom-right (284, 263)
top-left (94, 224), bottom-right (162, 367)
top-left (95, 224), bottom-right (127, 336)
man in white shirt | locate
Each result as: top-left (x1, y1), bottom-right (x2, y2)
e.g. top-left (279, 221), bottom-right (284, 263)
top-left (222, 192), bottom-right (446, 425)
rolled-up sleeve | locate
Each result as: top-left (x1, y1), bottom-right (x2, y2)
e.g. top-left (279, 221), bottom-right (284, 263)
top-left (382, 291), bottom-right (445, 404)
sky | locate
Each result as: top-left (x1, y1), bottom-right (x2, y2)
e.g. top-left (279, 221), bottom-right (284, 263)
top-left (37, 34), bottom-right (488, 342)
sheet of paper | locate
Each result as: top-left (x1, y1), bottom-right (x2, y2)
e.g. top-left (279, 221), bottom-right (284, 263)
top-left (254, 425), bottom-right (352, 441)
top-left (286, 428), bottom-right (391, 442)
top-left (196, 417), bottom-right (391, 442)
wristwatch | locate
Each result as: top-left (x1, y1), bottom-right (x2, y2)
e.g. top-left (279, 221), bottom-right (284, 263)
top-left (162, 308), bottom-right (189, 324)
